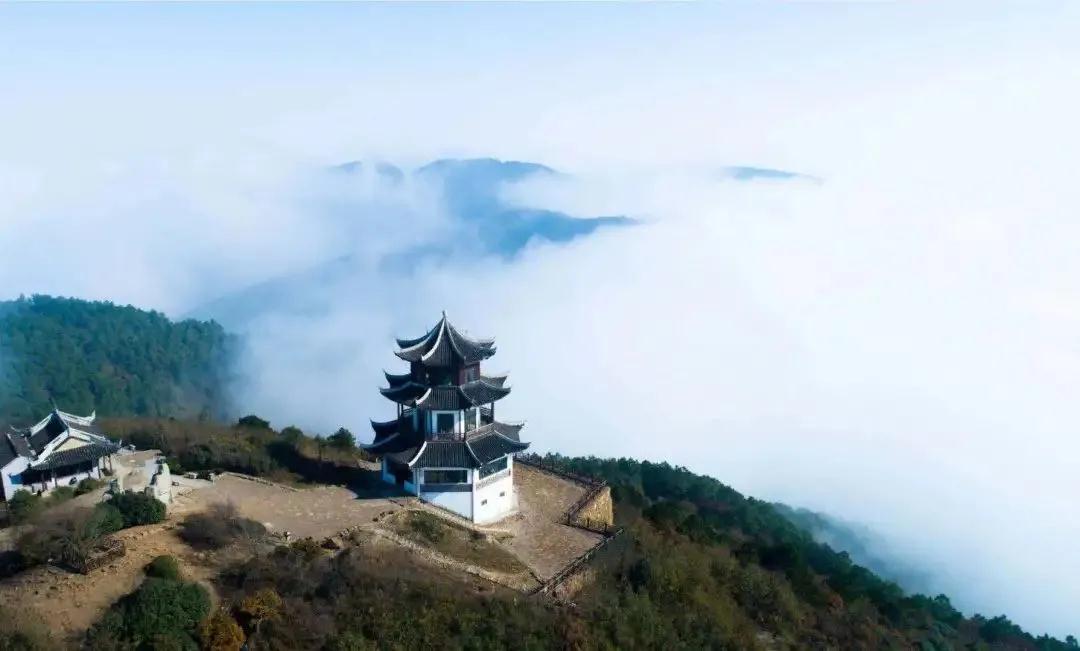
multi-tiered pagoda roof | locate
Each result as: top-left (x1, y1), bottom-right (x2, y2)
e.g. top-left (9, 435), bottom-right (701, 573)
top-left (364, 313), bottom-right (529, 469)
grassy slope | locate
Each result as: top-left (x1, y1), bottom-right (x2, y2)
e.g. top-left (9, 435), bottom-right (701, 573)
top-left (75, 418), bottom-right (1077, 650)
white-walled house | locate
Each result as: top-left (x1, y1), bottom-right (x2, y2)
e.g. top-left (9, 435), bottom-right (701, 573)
top-left (365, 314), bottom-right (529, 525)
top-left (1, 408), bottom-right (119, 501)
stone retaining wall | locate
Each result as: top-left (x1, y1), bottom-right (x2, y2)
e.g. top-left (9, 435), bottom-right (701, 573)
top-left (568, 485), bottom-right (614, 531)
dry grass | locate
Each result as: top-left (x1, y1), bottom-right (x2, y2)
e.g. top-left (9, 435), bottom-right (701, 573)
top-left (391, 511), bottom-right (528, 576)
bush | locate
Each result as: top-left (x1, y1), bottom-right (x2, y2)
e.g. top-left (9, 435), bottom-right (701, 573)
top-left (280, 426), bottom-right (304, 446)
top-left (75, 477), bottom-right (106, 496)
top-left (48, 486), bottom-right (76, 503)
top-left (237, 415), bottom-right (270, 429)
top-left (200, 609), bottom-right (245, 651)
top-left (179, 503), bottom-right (266, 550)
top-left (109, 491), bottom-right (166, 527)
top-left (328, 428), bottom-right (355, 452)
top-left (146, 555), bottom-right (183, 581)
top-left (14, 504), bottom-right (123, 570)
top-left (86, 578), bottom-right (210, 650)
top-left (8, 491), bottom-right (43, 524)
top-left (403, 512), bottom-right (446, 544)
top-left (91, 503), bottom-right (125, 536)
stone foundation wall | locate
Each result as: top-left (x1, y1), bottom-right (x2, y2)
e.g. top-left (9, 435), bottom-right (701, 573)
top-left (569, 485), bottom-right (613, 530)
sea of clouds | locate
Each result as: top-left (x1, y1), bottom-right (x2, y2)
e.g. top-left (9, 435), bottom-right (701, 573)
top-left (4, 148), bottom-right (1078, 636)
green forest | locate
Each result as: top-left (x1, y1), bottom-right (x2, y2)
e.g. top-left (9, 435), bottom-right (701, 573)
top-left (0, 295), bottom-right (235, 423)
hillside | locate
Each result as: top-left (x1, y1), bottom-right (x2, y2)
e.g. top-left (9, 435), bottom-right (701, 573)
top-left (5, 415), bottom-right (1073, 650)
top-left (0, 297), bottom-right (1074, 648)
top-left (0, 296), bottom-right (235, 424)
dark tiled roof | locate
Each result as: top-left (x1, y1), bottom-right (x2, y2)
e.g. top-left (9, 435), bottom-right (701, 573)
top-left (464, 420), bottom-right (524, 442)
top-left (32, 442), bottom-right (118, 471)
top-left (394, 314), bottom-right (496, 367)
top-left (0, 435), bottom-right (17, 468)
top-left (395, 321), bottom-right (441, 349)
top-left (29, 413), bottom-right (66, 451)
top-left (415, 386), bottom-right (466, 410)
top-left (466, 431), bottom-right (530, 464)
top-left (385, 445), bottom-right (423, 466)
top-left (412, 440), bottom-right (480, 469)
top-left (370, 419), bottom-right (400, 440)
top-left (460, 379), bottom-right (511, 405)
top-left (379, 383), bottom-right (428, 405)
top-left (9, 432), bottom-right (33, 457)
top-left (411, 380), bottom-right (511, 410)
top-left (383, 371), bottom-right (412, 388)
top-left (480, 374), bottom-right (508, 388)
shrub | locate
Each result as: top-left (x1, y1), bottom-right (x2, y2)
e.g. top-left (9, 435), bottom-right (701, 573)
top-left (89, 503), bottom-right (125, 537)
top-left (14, 504), bottom-right (124, 570)
top-left (403, 512), bottom-right (446, 544)
top-left (239, 588), bottom-right (284, 625)
top-left (8, 491), bottom-right (43, 524)
top-left (328, 428), bottom-right (355, 451)
top-left (75, 477), bottom-right (106, 496)
top-left (237, 415), bottom-right (270, 429)
top-left (109, 491), bottom-right (166, 527)
top-left (146, 555), bottom-right (183, 581)
top-left (86, 578), bottom-right (210, 650)
top-left (47, 486), bottom-right (76, 503)
top-left (179, 503), bottom-right (266, 550)
top-left (199, 609), bottom-right (245, 651)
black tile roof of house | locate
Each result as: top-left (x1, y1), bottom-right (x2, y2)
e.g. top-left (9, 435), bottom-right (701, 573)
top-left (31, 442), bottom-right (119, 471)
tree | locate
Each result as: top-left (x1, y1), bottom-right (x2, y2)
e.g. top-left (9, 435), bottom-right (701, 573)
top-left (239, 588), bottom-right (283, 639)
top-left (328, 428), bottom-right (355, 452)
top-left (199, 609), bottom-right (245, 651)
top-left (0, 295), bottom-right (234, 423)
top-left (280, 425), bottom-right (304, 447)
top-left (237, 415), bottom-right (270, 430)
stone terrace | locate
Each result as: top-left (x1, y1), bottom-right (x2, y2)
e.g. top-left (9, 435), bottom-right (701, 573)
top-left (500, 463), bottom-right (604, 581)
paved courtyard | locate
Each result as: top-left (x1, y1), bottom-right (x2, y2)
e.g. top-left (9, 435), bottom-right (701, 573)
top-left (501, 463), bottom-right (604, 581)
top-left (174, 474), bottom-right (402, 540)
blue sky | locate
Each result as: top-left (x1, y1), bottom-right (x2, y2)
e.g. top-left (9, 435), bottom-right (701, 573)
top-left (3, 3), bottom-right (1076, 171)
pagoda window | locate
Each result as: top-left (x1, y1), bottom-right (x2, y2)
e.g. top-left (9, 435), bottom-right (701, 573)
top-left (461, 365), bottom-right (479, 383)
top-left (425, 469), bottom-right (467, 484)
top-left (463, 408), bottom-right (478, 431)
top-left (426, 368), bottom-right (453, 385)
top-left (435, 412), bottom-right (455, 435)
top-left (479, 456), bottom-right (508, 479)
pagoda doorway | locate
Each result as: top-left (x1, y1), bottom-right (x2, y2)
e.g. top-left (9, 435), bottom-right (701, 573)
top-left (391, 464), bottom-right (412, 488)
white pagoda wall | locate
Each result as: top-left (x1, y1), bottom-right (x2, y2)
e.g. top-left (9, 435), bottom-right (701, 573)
top-left (473, 458), bottom-right (515, 525)
top-left (420, 485), bottom-right (472, 520)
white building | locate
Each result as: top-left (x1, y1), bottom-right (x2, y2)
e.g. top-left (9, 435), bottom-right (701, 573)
top-left (1, 408), bottom-right (119, 500)
top-left (365, 314), bottom-right (529, 524)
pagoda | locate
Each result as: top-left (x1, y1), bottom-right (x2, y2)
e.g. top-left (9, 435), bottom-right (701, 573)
top-left (364, 313), bottom-right (529, 523)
